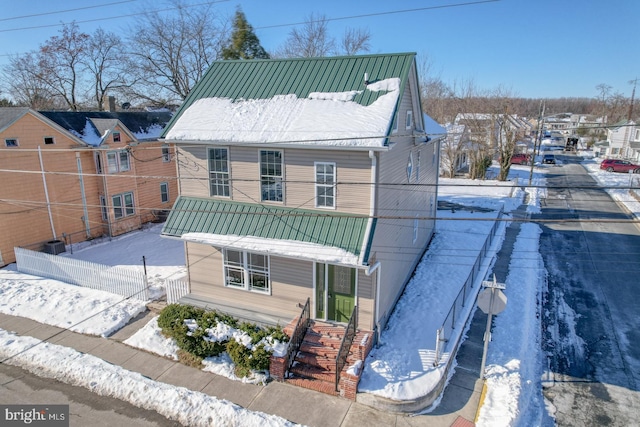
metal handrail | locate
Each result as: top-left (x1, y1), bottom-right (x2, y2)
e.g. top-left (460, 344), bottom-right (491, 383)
top-left (285, 298), bottom-right (310, 375)
top-left (335, 306), bottom-right (357, 391)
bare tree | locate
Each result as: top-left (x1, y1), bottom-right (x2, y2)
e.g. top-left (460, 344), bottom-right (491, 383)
top-left (83, 28), bottom-right (130, 110)
top-left (338, 27), bottom-right (371, 56)
top-left (276, 13), bottom-right (370, 58)
top-left (37, 22), bottom-right (90, 111)
top-left (277, 13), bottom-right (334, 58)
top-left (126, 0), bottom-right (228, 103)
top-left (4, 52), bottom-right (59, 109)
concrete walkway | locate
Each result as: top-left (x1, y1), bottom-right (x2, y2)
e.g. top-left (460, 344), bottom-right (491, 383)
top-left (0, 206), bottom-right (526, 427)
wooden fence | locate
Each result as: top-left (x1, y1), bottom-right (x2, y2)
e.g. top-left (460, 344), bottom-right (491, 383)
top-left (14, 247), bottom-right (149, 301)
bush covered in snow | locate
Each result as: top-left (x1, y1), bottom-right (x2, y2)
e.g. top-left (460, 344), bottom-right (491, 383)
top-left (157, 304), bottom-right (288, 377)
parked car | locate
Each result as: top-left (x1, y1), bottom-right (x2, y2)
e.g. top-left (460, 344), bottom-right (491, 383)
top-left (599, 159), bottom-right (640, 173)
top-left (543, 154), bottom-right (556, 164)
top-left (510, 153), bottom-right (530, 165)
top-left (498, 153), bottom-right (530, 165)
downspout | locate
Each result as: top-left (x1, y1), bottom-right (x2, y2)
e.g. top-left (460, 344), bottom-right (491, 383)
top-left (365, 261), bottom-right (382, 345)
top-left (38, 146), bottom-right (56, 239)
top-left (76, 152), bottom-right (91, 238)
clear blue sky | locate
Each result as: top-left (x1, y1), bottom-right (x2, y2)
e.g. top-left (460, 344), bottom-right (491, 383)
top-left (1, 0), bottom-right (638, 99)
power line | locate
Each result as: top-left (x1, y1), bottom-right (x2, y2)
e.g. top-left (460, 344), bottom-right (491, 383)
top-left (0, 0), bottom-right (139, 22)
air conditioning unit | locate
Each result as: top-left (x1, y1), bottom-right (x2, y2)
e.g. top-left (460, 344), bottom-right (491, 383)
top-left (43, 240), bottom-right (66, 255)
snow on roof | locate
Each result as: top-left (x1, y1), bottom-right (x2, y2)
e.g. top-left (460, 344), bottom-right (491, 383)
top-left (423, 113), bottom-right (446, 138)
top-left (70, 119), bottom-right (103, 146)
top-left (164, 78), bottom-right (401, 148)
top-left (182, 233), bottom-right (360, 266)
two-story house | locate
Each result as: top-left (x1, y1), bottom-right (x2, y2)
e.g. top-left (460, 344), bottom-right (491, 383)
top-left (606, 119), bottom-right (640, 161)
top-left (0, 108), bottom-right (176, 266)
top-left (41, 111), bottom-right (177, 236)
top-left (160, 53), bottom-right (439, 336)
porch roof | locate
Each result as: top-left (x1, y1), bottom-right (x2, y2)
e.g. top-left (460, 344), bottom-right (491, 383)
top-left (161, 196), bottom-right (374, 266)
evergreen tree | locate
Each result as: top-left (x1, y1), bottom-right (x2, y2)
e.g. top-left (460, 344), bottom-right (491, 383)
top-left (222, 8), bottom-right (269, 60)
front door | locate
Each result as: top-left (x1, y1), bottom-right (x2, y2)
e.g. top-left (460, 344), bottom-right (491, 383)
top-left (327, 265), bottom-right (355, 323)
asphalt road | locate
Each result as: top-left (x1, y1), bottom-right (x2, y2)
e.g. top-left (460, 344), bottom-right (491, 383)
top-left (534, 154), bottom-right (640, 426)
top-left (0, 363), bottom-right (180, 427)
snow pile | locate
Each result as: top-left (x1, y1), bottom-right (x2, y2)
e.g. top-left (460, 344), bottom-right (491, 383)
top-left (0, 330), bottom-right (298, 427)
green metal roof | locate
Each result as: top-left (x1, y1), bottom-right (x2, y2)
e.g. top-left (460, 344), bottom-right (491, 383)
top-left (162, 196), bottom-right (373, 258)
top-left (161, 53), bottom-right (416, 138)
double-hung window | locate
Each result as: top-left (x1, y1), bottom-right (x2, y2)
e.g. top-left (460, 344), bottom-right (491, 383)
top-left (208, 148), bottom-right (230, 197)
top-left (112, 192), bottom-right (134, 219)
top-left (223, 249), bottom-right (270, 294)
top-left (160, 182), bottom-right (169, 203)
top-left (315, 162), bottom-right (336, 208)
top-left (106, 150), bottom-right (130, 173)
top-left (260, 150), bottom-right (283, 202)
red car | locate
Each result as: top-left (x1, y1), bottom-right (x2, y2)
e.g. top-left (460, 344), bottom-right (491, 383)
top-left (509, 153), bottom-right (530, 165)
top-left (600, 159), bottom-right (640, 173)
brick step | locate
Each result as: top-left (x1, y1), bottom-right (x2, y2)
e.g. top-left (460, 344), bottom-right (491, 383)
top-left (284, 376), bottom-right (339, 396)
top-left (301, 333), bottom-right (342, 349)
top-left (300, 341), bottom-right (339, 357)
top-left (308, 323), bottom-right (346, 339)
top-left (296, 350), bottom-right (337, 370)
top-left (289, 362), bottom-right (336, 382)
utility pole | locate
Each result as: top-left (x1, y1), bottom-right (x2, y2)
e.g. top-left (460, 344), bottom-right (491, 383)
top-left (628, 78), bottom-right (637, 121)
top-left (528, 100), bottom-right (545, 186)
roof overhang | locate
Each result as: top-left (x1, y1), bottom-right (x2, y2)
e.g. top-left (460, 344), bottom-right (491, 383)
top-left (161, 196), bottom-right (375, 267)
top-left (160, 138), bottom-right (392, 152)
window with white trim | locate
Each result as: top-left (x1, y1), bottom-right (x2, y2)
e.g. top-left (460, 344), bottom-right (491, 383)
top-left (106, 150), bottom-right (130, 173)
top-left (223, 249), bottom-right (270, 294)
top-left (113, 131), bottom-right (121, 143)
top-left (5, 138), bottom-right (18, 147)
top-left (160, 182), bottom-right (169, 203)
top-left (208, 148), bottom-right (230, 197)
top-left (635, 129), bottom-right (640, 141)
top-left (260, 150), bottom-right (283, 202)
top-left (315, 162), bottom-right (336, 208)
top-left (44, 136), bottom-right (55, 145)
top-left (406, 110), bottom-right (413, 130)
top-left (112, 192), bottom-right (134, 219)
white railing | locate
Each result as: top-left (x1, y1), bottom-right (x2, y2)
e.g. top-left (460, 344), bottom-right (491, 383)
top-left (165, 278), bottom-right (189, 304)
top-left (14, 247), bottom-right (149, 301)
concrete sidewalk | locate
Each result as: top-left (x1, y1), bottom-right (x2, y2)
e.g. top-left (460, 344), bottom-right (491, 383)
top-left (0, 206), bottom-right (526, 427)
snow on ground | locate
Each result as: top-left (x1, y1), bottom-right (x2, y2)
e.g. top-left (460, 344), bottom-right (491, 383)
top-left (0, 330), bottom-right (296, 427)
top-left (0, 155), bottom-right (635, 426)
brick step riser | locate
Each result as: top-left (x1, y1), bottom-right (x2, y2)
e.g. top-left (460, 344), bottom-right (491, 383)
top-left (300, 343), bottom-right (339, 356)
top-left (284, 378), bottom-right (339, 396)
top-left (296, 353), bottom-right (337, 370)
top-left (289, 366), bottom-right (336, 382)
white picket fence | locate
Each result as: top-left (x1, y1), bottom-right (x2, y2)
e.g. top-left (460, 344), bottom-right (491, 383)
top-left (14, 247), bottom-right (149, 301)
top-left (165, 278), bottom-right (190, 304)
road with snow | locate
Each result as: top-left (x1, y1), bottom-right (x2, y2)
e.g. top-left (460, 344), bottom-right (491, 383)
top-left (535, 154), bottom-right (640, 426)
top-left (0, 363), bottom-right (179, 426)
